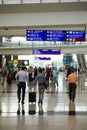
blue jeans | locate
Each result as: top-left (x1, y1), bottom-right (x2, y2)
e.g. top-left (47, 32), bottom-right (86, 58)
top-left (53, 77), bottom-right (58, 87)
top-left (38, 85), bottom-right (45, 102)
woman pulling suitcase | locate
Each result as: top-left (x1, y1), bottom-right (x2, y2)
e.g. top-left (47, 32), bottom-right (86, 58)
top-left (33, 68), bottom-right (46, 105)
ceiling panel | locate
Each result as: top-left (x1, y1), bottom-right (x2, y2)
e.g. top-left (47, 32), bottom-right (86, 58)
top-left (42, 0), bottom-right (59, 3)
top-left (23, 0), bottom-right (40, 4)
top-left (2, 0), bottom-right (20, 4)
top-left (80, 0), bottom-right (87, 1)
top-left (60, 0), bottom-right (78, 2)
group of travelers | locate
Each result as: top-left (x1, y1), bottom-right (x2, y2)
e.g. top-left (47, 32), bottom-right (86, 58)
top-left (0, 65), bottom-right (78, 106)
top-left (15, 66), bottom-right (59, 105)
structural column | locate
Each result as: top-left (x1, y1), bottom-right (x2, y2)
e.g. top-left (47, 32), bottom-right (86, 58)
top-left (0, 37), bottom-right (2, 67)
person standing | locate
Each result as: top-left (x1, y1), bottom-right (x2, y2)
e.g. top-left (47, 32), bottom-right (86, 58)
top-left (15, 66), bottom-right (29, 104)
top-left (68, 69), bottom-right (78, 103)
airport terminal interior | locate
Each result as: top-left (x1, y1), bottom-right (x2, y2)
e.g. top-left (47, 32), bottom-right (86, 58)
top-left (0, 0), bottom-right (87, 130)
top-left (0, 66), bottom-right (87, 130)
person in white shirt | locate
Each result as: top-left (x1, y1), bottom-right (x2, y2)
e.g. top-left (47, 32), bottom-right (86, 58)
top-left (15, 66), bottom-right (29, 104)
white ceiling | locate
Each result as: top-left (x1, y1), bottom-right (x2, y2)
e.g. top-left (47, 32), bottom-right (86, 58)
top-left (0, 1), bottom-right (87, 37)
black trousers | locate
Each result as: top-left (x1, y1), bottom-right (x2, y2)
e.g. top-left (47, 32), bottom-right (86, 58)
top-left (17, 82), bottom-right (26, 102)
top-left (69, 83), bottom-right (76, 101)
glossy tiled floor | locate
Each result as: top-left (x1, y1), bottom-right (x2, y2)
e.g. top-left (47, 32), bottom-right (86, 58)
top-left (0, 72), bottom-right (87, 130)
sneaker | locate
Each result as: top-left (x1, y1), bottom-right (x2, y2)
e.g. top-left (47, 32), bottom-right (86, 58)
top-left (41, 101), bottom-right (43, 105)
top-left (17, 110), bottom-right (20, 115)
top-left (22, 110), bottom-right (25, 115)
top-left (21, 101), bottom-right (25, 104)
top-left (18, 100), bottom-right (20, 104)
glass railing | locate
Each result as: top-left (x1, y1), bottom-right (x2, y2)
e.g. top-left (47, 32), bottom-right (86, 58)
top-left (0, 41), bottom-right (87, 48)
top-left (0, 0), bottom-right (86, 5)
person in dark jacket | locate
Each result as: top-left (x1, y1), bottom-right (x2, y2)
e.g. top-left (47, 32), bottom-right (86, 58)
top-left (66, 67), bottom-right (71, 79)
top-left (0, 67), bottom-right (7, 87)
top-left (7, 69), bottom-right (13, 84)
top-left (66, 67), bottom-right (72, 93)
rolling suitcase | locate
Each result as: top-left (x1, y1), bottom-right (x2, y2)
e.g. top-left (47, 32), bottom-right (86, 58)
top-left (29, 92), bottom-right (36, 103)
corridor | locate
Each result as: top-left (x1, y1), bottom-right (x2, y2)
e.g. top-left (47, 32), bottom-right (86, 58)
top-left (0, 71), bottom-right (87, 130)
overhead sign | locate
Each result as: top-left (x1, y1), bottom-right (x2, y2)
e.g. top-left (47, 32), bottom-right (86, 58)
top-left (26, 30), bottom-right (66, 41)
top-left (63, 59), bottom-right (73, 63)
top-left (46, 30), bottom-right (66, 41)
top-left (26, 30), bottom-right (46, 41)
top-left (33, 49), bottom-right (61, 55)
top-left (35, 57), bottom-right (51, 60)
top-left (66, 30), bottom-right (85, 42)
top-left (26, 30), bottom-right (85, 42)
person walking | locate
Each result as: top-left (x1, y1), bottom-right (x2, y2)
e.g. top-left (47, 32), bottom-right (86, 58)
top-left (15, 66), bottom-right (29, 104)
top-left (66, 67), bottom-right (72, 93)
top-left (52, 67), bottom-right (59, 88)
top-left (7, 68), bottom-right (13, 84)
top-left (0, 67), bottom-right (7, 87)
top-left (33, 68), bottom-right (46, 105)
top-left (68, 69), bottom-right (78, 103)
top-left (45, 67), bottom-right (50, 88)
top-left (66, 67), bottom-right (71, 80)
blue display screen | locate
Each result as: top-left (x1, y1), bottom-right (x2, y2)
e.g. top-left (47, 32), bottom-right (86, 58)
top-left (46, 30), bottom-right (66, 41)
top-left (26, 30), bottom-right (85, 41)
top-left (66, 30), bottom-right (85, 42)
top-left (33, 49), bottom-right (61, 55)
top-left (63, 59), bottom-right (73, 63)
top-left (26, 30), bottom-right (66, 41)
top-left (26, 30), bottom-right (46, 41)
top-left (35, 57), bottom-right (51, 60)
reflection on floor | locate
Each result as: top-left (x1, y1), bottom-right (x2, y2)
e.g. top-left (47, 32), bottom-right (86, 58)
top-left (0, 72), bottom-right (87, 130)
top-left (0, 72), bottom-right (87, 116)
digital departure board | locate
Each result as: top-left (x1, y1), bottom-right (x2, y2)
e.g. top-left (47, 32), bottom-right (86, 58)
top-left (33, 49), bottom-right (61, 55)
top-left (26, 30), bottom-right (85, 42)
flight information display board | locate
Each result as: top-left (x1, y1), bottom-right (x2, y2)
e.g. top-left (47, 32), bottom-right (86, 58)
top-left (26, 30), bottom-right (85, 41)
top-left (33, 49), bottom-right (61, 55)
